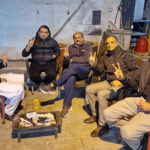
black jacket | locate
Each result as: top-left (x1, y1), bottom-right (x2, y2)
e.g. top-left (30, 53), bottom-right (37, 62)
top-left (22, 33), bottom-right (60, 65)
top-left (63, 43), bottom-right (92, 68)
top-left (124, 60), bottom-right (150, 102)
top-left (94, 46), bottom-right (138, 83)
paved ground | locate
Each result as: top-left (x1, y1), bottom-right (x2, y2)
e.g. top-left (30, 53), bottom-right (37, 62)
top-left (0, 61), bottom-right (146, 150)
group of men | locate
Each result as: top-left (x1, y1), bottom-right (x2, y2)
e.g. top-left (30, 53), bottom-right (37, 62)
top-left (1, 25), bottom-right (150, 150)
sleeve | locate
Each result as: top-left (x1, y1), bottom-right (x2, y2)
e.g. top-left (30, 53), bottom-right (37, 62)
top-left (22, 46), bottom-right (32, 57)
top-left (71, 44), bottom-right (92, 64)
top-left (53, 40), bottom-right (61, 58)
top-left (124, 52), bottom-right (139, 75)
top-left (91, 56), bottom-right (105, 74)
top-left (123, 67), bottom-right (140, 87)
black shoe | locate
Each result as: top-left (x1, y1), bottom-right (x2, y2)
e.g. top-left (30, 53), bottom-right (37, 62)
top-left (61, 106), bottom-right (72, 118)
top-left (98, 124), bottom-right (109, 137)
top-left (84, 116), bottom-right (97, 124)
top-left (5, 114), bottom-right (13, 121)
top-left (91, 124), bottom-right (109, 137)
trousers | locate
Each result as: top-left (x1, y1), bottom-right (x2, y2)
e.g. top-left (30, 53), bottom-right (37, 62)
top-left (57, 64), bottom-right (90, 106)
top-left (104, 97), bottom-right (149, 150)
top-left (86, 80), bottom-right (122, 126)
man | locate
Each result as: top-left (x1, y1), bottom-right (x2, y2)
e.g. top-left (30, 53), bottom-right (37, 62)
top-left (0, 52), bottom-right (24, 120)
top-left (84, 35), bottom-right (138, 137)
top-left (22, 25), bottom-right (60, 93)
top-left (51, 32), bottom-right (92, 118)
top-left (103, 60), bottom-right (150, 150)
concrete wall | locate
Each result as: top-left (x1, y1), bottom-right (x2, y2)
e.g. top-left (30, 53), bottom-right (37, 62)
top-left (0, 0), bottom-right (121, 59)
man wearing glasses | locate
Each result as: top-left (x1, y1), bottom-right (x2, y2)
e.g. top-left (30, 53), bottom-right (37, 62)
top-left (22, 25), bottom-right (60, 93)
top-left (84, 35), bottom-right (138, 137)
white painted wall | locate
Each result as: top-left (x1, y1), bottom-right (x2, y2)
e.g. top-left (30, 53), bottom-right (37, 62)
top-left (0, 0), bottom-right (121, 59)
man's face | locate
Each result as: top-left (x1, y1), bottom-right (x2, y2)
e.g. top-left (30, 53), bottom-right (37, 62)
top-left (106, 37), bottom-right (118, 51)
top-left (38, 27), bottom-right (49, 39)
top-left (74, 33), bottom-right (83, 45)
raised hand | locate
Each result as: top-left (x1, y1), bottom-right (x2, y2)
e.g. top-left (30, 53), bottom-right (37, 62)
top-left (89, 52), bottom-right (96, 65)
top-left (2, 78), bottom-right (7, 82)
top-left (2, 52), bottom-right (8, 65)
top-left (112, 62), bottom-right (124, 80)
top-left (26, 37), bottom-right (35, 52)
top-left (64, 47), bottom-right (69, 57)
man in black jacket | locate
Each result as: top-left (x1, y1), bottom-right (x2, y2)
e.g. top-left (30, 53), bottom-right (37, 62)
top-left (84, 35), bottom-right (138, 137)
top-left (104, 60), bottom-right (150, 150)
top-left (22, 25), bottom-right (60, 93)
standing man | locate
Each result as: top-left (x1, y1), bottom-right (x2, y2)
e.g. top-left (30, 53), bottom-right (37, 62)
top-left (0, 52), bottom-right (24, 120)
top-left (51, 32), bottom-right (92, 118)
top-left (104, 60), bottom-right (150, 150)
top-left (84, 35), bottom-right (138, 137)
top-left (22, 25), bottom-right (60, 93)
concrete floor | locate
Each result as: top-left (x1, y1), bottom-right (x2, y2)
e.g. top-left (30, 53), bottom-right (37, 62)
top-left (0, 61), bottom-right (143, 150)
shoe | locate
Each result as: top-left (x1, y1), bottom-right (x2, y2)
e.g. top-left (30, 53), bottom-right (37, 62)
top-left (5, 113), bottom-right (13, 121)
top-left (84, 116), bottom-right (97, 124)
top-left (98, 124), bottom-right (109, 137)
top-left (91, 124), bottom-right (109, 137)
top-left (40, 84), bottom-right (56, 94)
top-left (91, 125), bottom-right (101, 137)
top-left (50, 82), bottom-right (57, 93)
top-left (61, 105), bottom-right (72, 118)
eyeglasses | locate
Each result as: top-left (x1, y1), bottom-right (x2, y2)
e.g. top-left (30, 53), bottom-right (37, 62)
top-left (39, 31), bottom-right (49, 34)
top-left (106, 41), bottom-right (115, 45)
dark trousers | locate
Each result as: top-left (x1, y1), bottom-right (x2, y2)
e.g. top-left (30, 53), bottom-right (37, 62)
top-left (57, 64), bottom-right (90, 106)
top-left (29, 60), bottom-right (56, 85)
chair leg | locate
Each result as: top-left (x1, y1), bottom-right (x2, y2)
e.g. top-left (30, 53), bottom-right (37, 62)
top-left (1, 96), bottom-right (5, 124)
top-left (31, 85), bottom-right (34, 95)
top-left (147, 132), bottom-right (150, 150)
top-left (58, 87), bottom-right (61, 99)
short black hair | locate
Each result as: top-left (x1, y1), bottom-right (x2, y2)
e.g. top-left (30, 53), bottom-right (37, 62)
top-left (73, 32), bottom-right (84, 39)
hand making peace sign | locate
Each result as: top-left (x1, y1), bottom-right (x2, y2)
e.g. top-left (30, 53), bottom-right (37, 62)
top-left (2, 52), bottom-right (8, 65)
top-left (64, 47), bottom-right (69, 58)
top-left (112, 62), bottom-right (124, 80)
top-left (89, 52), bottom-right (96, 65)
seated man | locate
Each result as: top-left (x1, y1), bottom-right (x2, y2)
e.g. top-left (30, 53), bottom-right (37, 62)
top-left (22, 25), bottom-right (60, 93)
top-left (103, 60), bottom-right (150, 150)
top-left (84, 35), bottom-right (138, 137)
top-left (0, 52), bottom-right (24, 120)
top-left (51, 32), bottom-right (92, 118)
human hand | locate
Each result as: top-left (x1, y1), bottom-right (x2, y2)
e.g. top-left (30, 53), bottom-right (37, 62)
top-left (52, 55), bottom-right (56, 59)
top-left (2, 78), bottom-right (7, 82)
top-left (110, 80), bottom-right (122, 86)
top-left (138, 101), bottom-right (150, 112)
top-left (112, 62), bottom-right (124, 80)
top-left (26, 37), bottom-right (35, 52)
top-left (89, 52), bottom-right (96, 65)
top-left (64, 47), bottom-right (69, 57)
top-left (2, 52), bottom-right (8, 65)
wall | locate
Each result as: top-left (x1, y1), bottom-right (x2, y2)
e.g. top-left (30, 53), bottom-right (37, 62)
top-left (0, 0), bottom-right (121, 59)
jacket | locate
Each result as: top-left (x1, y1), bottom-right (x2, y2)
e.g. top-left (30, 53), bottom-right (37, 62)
top-left (124, 60), bottom-right (150, 102)
top-left (63, 43), bottom-right (92, 68)
top-left (22, 33), bottom-right (60, 65)
top-left (94, 46), bottom-right (138, 83)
